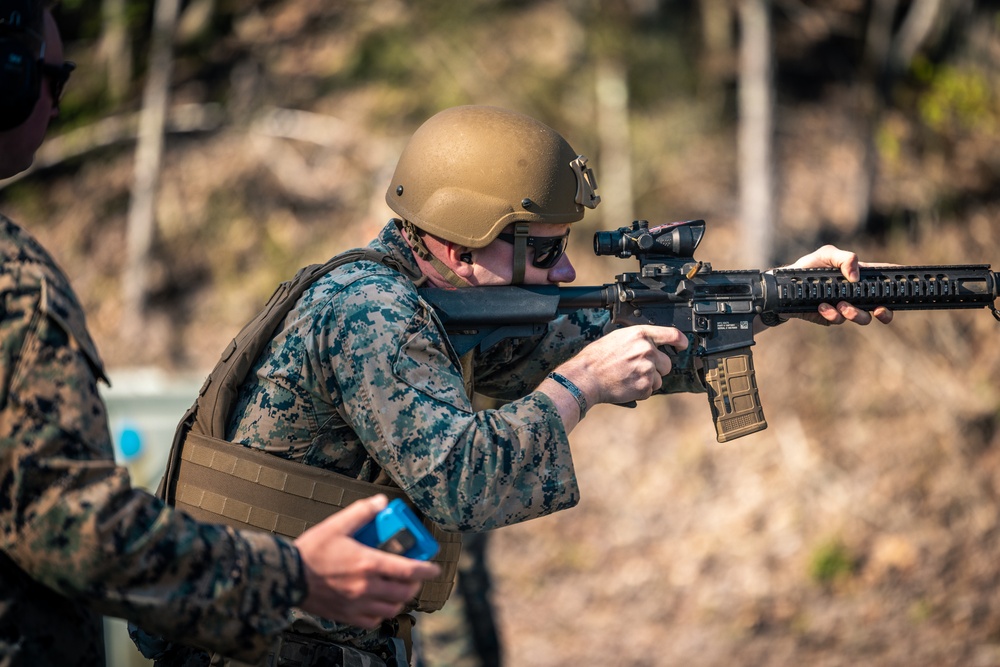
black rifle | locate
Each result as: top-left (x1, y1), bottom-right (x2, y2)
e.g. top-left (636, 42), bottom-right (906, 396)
top-left (420, 219), bottom-right (1000, 442)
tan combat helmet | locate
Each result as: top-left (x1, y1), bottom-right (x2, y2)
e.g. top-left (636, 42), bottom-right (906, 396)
top-left (386, 105), bottom-right (600, 285)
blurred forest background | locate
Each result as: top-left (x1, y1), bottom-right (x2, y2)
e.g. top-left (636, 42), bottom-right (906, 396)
top-left (3, 0), bottom-right (1000, 665)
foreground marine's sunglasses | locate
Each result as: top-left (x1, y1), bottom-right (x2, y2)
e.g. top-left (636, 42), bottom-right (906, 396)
top-left (495, 230), bottom-right (570, 268)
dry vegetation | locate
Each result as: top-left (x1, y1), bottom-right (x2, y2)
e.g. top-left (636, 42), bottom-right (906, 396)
top-left (2, 1), bottom-right (1000, 665)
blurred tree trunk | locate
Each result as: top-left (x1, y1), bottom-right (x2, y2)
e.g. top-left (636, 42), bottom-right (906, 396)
top-left (99, 0), bottom-right (131, 103)
top-left (697, 0), bottom-right (735, 108)
top-left (853, 0), bottom-right (897, 230)
top-left (737, 0), bottom-right (774, 268)
top-left (586, 2), bottom-right (637, 230)
top-left (595, 56), bottom-right (634, 226)
top-left (123, 0), bottom-right (180, 336)
top-left (855, 0), bottom-right (957, 229)
top-left (891, 0), bottom-right (945, 69)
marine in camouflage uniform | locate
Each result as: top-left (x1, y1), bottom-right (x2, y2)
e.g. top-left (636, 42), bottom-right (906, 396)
top-left (150, 106), bottom-right (706, 665)
top-left (219, 219), bottom-right (614, 648)
top-left (0, 214), bottom-right (308, 665)
top-left (146, 105), bottom-right (890, 666)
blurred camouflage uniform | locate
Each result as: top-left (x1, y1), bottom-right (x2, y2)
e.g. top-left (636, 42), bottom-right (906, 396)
top-left (0, 214), bottom-right (309, 666)
top-left (154, 219), bottom-right (701, 664)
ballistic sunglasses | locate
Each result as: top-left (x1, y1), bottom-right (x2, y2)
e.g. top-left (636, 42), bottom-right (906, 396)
top-left (495, 230), bottom-right (570, 269)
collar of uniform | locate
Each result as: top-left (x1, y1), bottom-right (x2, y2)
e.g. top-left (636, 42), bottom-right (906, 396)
top-left (371, 219), bottom-right (424, 281)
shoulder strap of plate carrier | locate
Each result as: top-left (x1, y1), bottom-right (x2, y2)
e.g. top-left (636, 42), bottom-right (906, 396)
top-left (158, 248), bottom-right (461, 612)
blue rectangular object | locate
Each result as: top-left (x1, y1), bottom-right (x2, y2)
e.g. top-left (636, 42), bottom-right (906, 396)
top-left (353, 498), bottom-right (439, 561)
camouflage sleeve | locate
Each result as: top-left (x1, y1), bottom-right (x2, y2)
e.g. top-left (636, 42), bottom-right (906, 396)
top-left (0, 283), bottom-right (305, 661)
top-left (328, 275), bottom-right (581, 532)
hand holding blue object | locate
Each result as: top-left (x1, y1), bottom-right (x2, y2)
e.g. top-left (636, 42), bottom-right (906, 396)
top-left (353, 498), bottom-right (439, 561)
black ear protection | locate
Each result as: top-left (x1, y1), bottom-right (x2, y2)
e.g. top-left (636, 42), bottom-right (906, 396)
top-left (459, 252), bottom-right (473, 264)
top-left (0, 0), bottom-right (44, 132)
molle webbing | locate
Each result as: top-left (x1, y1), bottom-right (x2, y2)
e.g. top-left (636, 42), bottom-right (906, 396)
top-left (159, 247), bottom-right (461, 612)
top-left (171, 432), bottom-right (460, 610)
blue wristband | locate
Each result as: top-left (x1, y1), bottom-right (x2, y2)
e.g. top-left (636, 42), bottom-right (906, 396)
top-left (547, 372), bottom-right (588, 420)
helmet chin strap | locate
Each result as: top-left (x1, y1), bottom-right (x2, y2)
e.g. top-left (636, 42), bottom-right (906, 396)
top-left (402, 219), bottom-right (533, 287)
top-left (510, 221), bottom-right (530, 285)
top-left (401, 219), bottom-right (471, 288)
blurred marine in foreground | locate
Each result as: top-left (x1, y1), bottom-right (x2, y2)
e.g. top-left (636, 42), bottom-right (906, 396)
top-left (0, 2), bottom-right (439, 666)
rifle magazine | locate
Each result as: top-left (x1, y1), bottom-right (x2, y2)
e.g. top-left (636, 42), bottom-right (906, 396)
top-left (703, 348), bottom-right (768, 442)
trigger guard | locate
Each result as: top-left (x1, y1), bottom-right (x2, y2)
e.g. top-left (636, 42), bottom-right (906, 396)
top-left (654, 336), bottom-right (706, 395)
